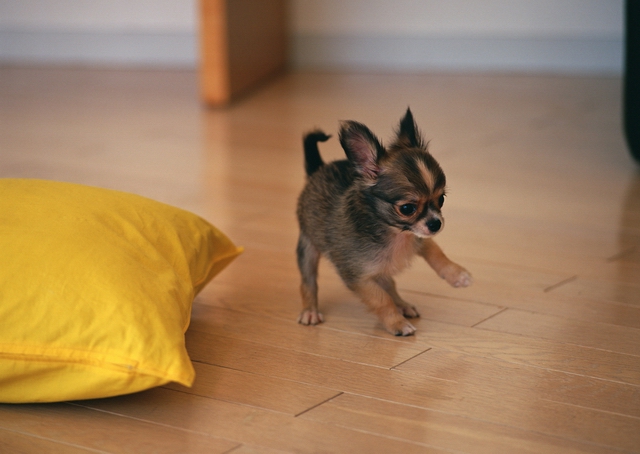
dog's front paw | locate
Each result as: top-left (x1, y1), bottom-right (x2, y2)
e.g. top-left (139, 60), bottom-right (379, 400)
top-left (400, 304), bottom-right (420, 319)
top-left (297, 309), bottom-right (324, 326)
top-left (385, 318), bottom-right (416, 336)
top-left (441, 264), bottom-right (473, 288)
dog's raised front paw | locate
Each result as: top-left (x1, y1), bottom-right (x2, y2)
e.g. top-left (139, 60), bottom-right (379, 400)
top-left (297, 309), bottom-right (324, 326)
top-left (451, 269), bottom-right (473, 288)
top-left (441, 264), bottom-right (473, 288)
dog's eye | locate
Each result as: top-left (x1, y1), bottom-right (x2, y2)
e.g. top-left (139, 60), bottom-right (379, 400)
top-left (398, 203), bottom-right (417, 216)
top-left (438, 194), bottom-right (445, 207)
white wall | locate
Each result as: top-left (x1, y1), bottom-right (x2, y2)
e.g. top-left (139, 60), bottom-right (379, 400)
top-left (290, 0), bottom-right (624, 73)
top-left (0, 0), bottom-right (195, 32)
top-left (0, 0), bottom-right (198, 66)
top-left (0, 0), bottom-right (625, 73)
top-left (291, 0), bottom-right (621, 37)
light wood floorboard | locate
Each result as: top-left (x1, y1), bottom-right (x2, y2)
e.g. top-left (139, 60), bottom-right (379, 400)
top-left (1, 66), bottom-right (639, 453)
top-left (0, 428), bottom-right (99, 454)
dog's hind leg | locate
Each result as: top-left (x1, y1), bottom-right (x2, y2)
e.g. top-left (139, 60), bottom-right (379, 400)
top-left (296, 233), bottom-right (324, 325)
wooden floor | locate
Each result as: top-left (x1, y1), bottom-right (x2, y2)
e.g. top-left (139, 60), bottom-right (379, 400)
top-left (1, 66), bottom-right (639, 453)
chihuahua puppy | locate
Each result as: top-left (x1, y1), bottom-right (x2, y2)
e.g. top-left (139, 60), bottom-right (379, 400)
top-left (296, 109), bottom-right (472, 336)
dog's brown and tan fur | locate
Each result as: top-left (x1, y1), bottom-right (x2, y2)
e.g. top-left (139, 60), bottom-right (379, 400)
top-left (296, 109), bottom-right (472, 336)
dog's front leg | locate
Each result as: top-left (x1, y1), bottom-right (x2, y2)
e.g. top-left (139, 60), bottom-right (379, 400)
top-left (419, 238), bottom-right (472, 288)
top-left (375, 275), bottom-right (420, 318)
top-left (352, 278), bottom-right (416, 336)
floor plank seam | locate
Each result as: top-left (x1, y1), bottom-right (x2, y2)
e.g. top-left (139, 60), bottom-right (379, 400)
top-left (188, 360), bottom-right (348, 394)
top-left (541, 398), bottom-right (640, 421)
top-left (190, 303), bottom-right (422, 346)
top-left (389, 348), bottom-right (432, 370)
top-left (412, 343), bottom-right (640, 385)
top-left (0, 426), bottom-right (108, 454)
top-left (470, 307), bottom-right (509, 328)
top-left (399, 287), bottom-right (505, 309)
top-left (220, 443), bottom-right (246, 454)
top-left (443, 255), bottom-right (585, 277)
top-left (543, 275), bottom-right (578, 293)
top-left (607, 246), bottom-right (638, 262)
top-left (293, 420), bottom-right (459, 453)
top-left (67, 400), bottom-right (239, 442)
top-left (191, 345), bottom-right (401, 371)
top-left (294, 392), bottom-right (344, 418)
top-left (472, 323), bottom-right (640, 358)
top-left (323, 393), bottom-right (618, 453)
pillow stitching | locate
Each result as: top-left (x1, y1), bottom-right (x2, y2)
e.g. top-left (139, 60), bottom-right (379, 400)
top-left (0, 346), bottom-right (192, 384)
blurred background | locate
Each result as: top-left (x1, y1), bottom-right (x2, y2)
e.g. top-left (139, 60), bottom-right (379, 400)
top-left (1, 4), bottom-right (638, 452)
top-left (0, 0), bottom-right (624, 74)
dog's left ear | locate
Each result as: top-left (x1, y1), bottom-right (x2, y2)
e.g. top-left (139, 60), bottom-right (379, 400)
top-left (394, 108), bottom-right (425, 149)
top-left (339, 121), bottom-right (385, 181)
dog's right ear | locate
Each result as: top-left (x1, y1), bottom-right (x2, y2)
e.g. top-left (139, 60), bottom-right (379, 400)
top-left (394, 108), bottom-right (425, 149)
top-left (339, 121), bottom-right (385, 181)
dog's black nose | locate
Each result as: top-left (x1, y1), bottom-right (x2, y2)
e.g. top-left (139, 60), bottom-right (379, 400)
top-left (426, 218), bottom-right (442, 233)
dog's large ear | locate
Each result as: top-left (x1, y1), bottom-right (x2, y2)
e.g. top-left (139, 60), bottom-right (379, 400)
top-left (394, 108), bottom-right (425, 149)
top-left (339, 121), bottom-right (385, 180)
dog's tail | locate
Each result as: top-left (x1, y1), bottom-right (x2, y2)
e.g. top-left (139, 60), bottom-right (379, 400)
top-left (303, 130), bottom-right (331, 176)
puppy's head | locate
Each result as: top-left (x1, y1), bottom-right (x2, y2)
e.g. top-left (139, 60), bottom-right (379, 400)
top-left (339, 108), bottom-right (446, 238)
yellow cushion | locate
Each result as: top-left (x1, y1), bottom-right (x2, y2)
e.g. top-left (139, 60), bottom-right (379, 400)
top-left (0, 179), bottom-right (242, 403)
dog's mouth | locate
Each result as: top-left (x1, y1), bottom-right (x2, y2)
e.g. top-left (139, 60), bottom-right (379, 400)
top-left (412, 230), bottom-right (436, 239)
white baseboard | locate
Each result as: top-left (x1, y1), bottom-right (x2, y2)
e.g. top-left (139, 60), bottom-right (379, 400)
top-left (291, 34), bottom-right (624, 74)
top-left (0, 30), bottom-right (197, 67)
top-left (0, 30), bottom-right (624, 74)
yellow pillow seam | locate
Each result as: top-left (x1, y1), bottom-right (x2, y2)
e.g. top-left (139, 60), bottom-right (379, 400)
top-left (193, 247), bottom-right (244, 289)
top-left (0, 344), bottom-right (192, 384)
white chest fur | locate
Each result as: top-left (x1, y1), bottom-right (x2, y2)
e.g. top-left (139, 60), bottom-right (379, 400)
top-left (365, 231), bottom-right (418, 277)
